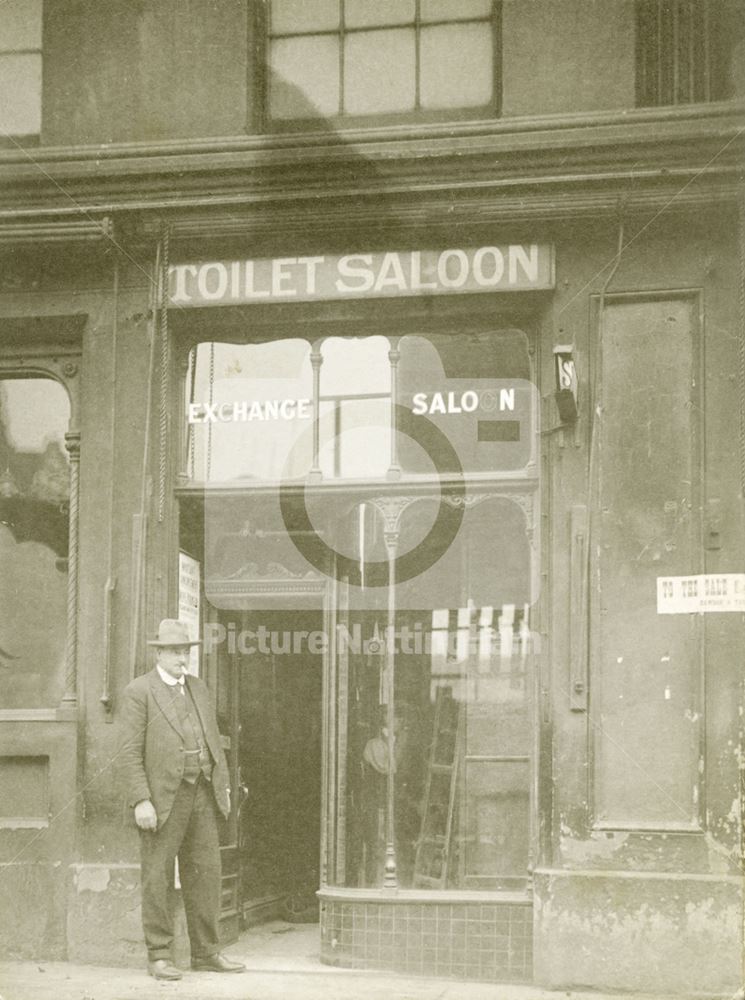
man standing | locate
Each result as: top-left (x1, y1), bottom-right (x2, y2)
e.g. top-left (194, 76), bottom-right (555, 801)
top-left (119, 618), bottom-right (245, 980)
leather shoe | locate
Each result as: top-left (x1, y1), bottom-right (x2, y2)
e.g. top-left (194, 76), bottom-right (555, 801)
top-left (191, 952), bottom-right (246, 973)
top-left (148, 959), bottom-right (182, 980)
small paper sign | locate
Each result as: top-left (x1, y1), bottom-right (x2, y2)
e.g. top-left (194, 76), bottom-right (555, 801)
top-left (657, 574), bottom-right (745, 614)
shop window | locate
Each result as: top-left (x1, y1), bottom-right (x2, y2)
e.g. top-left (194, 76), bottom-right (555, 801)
top-left (0, 377), bottom-right (70, 708)
top-left (184, 330), bottom-right (534, 485)
top-left (317, 336), bottom-right (392, 479)
top-left (185, 338), bottom-right (315, 483)
top-left (185, 336), bottom-right (392, 482)
top-left (0, 0), bottom-right (42, 144)
top-left (335, 497), bottom-right (535, 890)
top-left (263, 0), bottom-right (500, 127)
top-left (635, 0), bottom-right (734, 106)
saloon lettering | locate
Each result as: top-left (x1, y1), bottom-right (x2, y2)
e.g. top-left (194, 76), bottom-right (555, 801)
top-left (169, 244), bottom-right (554, 307)
top-left (411, 388), bottom-right (516, 415)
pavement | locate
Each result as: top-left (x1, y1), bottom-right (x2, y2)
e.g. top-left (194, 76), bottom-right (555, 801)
top-left (0, 922), bottom-right (736, 1000)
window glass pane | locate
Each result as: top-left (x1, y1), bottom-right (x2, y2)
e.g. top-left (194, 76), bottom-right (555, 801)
top-left (420, 23), bottom-right (493, 109)
top-left (318, 338), bottom-right (391, 478)
top-left (344, 0), bottom-right (415, 29)
top-left (317, 399), bottom-right (391, 479)
top-left (1, 379), bottom-right (68, 452)
top-left (270, 0), bottom-right (340, 35)
top-left (320, 336), bottom-right (390, 395)
top-left (338, 496), bottom-right (535, 889)
top-left (317, 399), bottom-right (337, 479)
top-left (420, 0), bottom-right (492, 22)
top-left (0, 0), bottom-right (42, 52)
top-left (186, 331), bottom-right (534, 484)
top-left (344, 28), bottom-right (415, 115)
top-left (0, 378), bottom-right (70, 709)
top-left (186, 340), bottom-right (314, 482)
top-left (269, 35), bottom-right (340, 119)
top-left (187, 337), bottom-right (397, 483)
top-left (397, 331), bottom-right (535, 475)
top-left (463, 761), bottom-right (530, 879)
top-left (338, 399), bottom-right (390, 478)
top-left (0, 54), bottom-right (41, 134)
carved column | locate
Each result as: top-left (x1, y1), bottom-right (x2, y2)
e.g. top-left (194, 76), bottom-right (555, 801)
top-left (369, 494), bottom-right (416, 889)
top-left (387, 341), bottom-right (402, 481)
top-left (61, 430), bottom-right (81, 707)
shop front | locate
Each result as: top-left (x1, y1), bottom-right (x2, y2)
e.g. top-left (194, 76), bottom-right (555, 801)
top-left (3, 205), bottom-right (740, 994)
top-left (169, 241), bottom-right (549, 982)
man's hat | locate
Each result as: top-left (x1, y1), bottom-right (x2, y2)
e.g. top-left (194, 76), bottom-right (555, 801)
top-left (147, 618), bottom-right (201, 647)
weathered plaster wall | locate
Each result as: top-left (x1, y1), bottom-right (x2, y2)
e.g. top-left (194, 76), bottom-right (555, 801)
top-left (42, 0), bottom-right (248, 145)
top-left (41, 0), bottom-right (639, 147)
top-left (533, 870), bottom-right (742, 994)
top-left (501, 0), bottom-right (636, 116)
top-left (545, 209), bottom-right (744, 872)
top-left (67, 863), bottom-right (190, 967)
top-left (0, 244), bottom-right (160, 962)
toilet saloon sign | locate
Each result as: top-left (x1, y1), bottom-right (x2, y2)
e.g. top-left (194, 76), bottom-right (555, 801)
top-left (168, 244), bottom-right (554, 306)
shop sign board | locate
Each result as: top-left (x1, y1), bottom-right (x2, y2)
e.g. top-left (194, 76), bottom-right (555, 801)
top-left (657, 573), bottom-right (745, 613)
top-left (178, 551), bottom-right (201, 674)
top-left (168, 244), bottom-right (554, 307)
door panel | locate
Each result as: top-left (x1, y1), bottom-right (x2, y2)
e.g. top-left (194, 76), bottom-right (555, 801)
top-left (592, 296), bottom-right (701, 829)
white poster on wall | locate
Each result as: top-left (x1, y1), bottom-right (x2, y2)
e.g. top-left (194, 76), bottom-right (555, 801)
top-left (178, 551), bottom-right (201, 675)
top-left (657, 573), bottom-right (745, 614)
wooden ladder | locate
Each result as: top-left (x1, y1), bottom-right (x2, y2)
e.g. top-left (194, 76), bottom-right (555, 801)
top-left (412, 687), bottom-right (463, 888)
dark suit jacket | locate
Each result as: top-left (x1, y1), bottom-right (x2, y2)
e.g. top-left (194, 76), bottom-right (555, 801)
top-left (118, 669), bottom-right (230, 829)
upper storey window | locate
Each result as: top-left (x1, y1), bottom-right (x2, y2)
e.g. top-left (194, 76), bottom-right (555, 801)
top-left (0, 0), bottom-right (42, 144)
top-left (264, 0), bottom-right (500, 127)
top-left (635, 0), bottom-right (736, 106)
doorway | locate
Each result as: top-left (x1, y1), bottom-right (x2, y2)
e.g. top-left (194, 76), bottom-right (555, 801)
top-left (233, 609), bottom-right (323, 926)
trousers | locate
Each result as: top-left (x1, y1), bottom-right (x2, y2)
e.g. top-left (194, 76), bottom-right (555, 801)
top-left (139, 774), bottom-right (222, 962)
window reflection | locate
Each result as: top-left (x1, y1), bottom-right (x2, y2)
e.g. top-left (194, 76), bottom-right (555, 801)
top-left (186, 339), bottom-right (313, 482)
top-left (186, 336), bottom-right (393, 483)
top-left (338, 497), bottom-right (534, 890)
top-left (0, 378), bottom-right (70, 708)
top-left (185, 330), bottom-right (533, 484)
top-left (267, 0), bottom-right (497, 123)
top-left (318, 336), bottom-right (391, 480)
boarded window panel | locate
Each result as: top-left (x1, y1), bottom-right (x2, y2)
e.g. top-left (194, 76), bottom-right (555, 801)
top-left (0, 757), bottom-right (49, 828)
top-left (0, 53), bottom-right (41, 134)
top-left (344, 0), bottom-right (415, 28)
top-left (420, 23), bottom-right (493, 109)
top-left (594, 298), bottom-right (700, 828)
top-left (344, 29), bottom-right (416, 114)
top-left (270, 0), bottom-right (339, 35)
top-left (0, 757), bottom-right (49, 829)
top-left (268, 36), bottom-right (340, 119)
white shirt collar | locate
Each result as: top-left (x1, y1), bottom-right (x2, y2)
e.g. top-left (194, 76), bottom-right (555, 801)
top-left (156, 664), bottom-right (185, 687)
